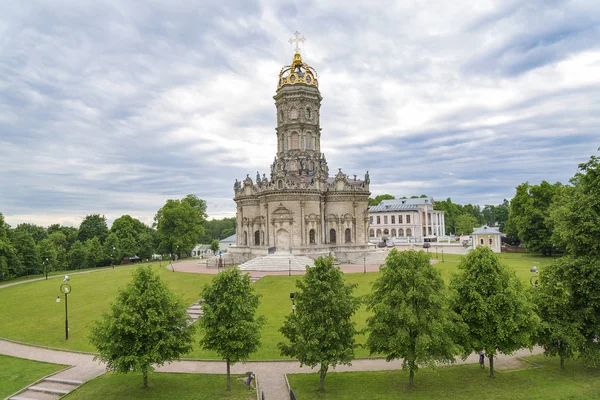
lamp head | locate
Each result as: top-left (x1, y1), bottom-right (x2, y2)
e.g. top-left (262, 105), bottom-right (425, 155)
top-left (530, 266), bottom-right (538, 273)
top-left (63, 275), bottom-right (70, 282)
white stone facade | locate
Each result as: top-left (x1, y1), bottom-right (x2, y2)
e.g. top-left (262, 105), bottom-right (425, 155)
top-left (231, 51), bottom-right (372, 262)
top-left (368, 198), bottom-right (446, 241)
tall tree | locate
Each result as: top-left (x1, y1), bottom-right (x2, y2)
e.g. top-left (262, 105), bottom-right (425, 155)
top-left (210, 239), bottom-right (220, 255)
top-left (38, 238), bottom-right (59, 275)
top-left (534, 258), bottom-right (584, 369)
top-left (199, 218), bottom-right (236, 243)
top-left (450, 246), bottom-right (539, 378)
top-left (455, 214), bottom-right (477, 236)
top-left (366, 250), bottom-right (460, 386)
top-left (78, 214), bottom-right (109, 244)
top-left (11, 231), bottom-right (41, 276)
top-left (154, 197), bottom-right (205, 256)
top-left (90, 266), bottom-right (194, 388)
top-left (0, 238), bottom-right (20, 280)
top-left (368, 194), bottom-right (395, 207)
top-left (85, 237), bottom-right (104, 267)
top-left (199, 268), bottom-right (265, 391)
top-left (103, 233), bottom-right (120, 266)
top-left (68, 240), bottom-right (87, 270)
top-left (14, 223), bottom-right (47, 243)
top-left (507, 181), bottom-right (562, 255)
top-left (548, 153), bottom-right (600, 258)
top-left (279, 257), bottom-right (360, 391)
top-left (434, 198), bottom-right (463, 235)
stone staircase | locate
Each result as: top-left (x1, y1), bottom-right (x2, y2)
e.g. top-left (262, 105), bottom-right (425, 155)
top-left (238, 254), bottom-right (315, 271)
top-left (186, 301), bottom-right (204, 324)
top-left (9, 376), bottom-right (82, 400)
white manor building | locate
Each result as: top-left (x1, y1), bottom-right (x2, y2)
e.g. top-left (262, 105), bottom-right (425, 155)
top-left (367, 198), bottom-right (446, 241)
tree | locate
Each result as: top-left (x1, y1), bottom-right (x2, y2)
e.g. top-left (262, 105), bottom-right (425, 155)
top-left (103, 232), bottom-right (120, 266)
top-left (534, 259), bottom-right (584, 369)
top-left (38, 238), bottom-right (59, 275)
top-left (455, 214), bottom-right (477, 236)
top-left (0, 238), bottom-right (20, 280)
top-left (14, 223), bottom-right (47, 243)
top-left (199, 268), bottom-right (265, 390)
top-left (507, 181), bottom-right (562, 255)
top-left (154, 197), bottom-right (205, 256)
top-left (68, 240), bottom-right (87, 270)
top-left (182, 194), bottom-right (208, 221)
top-left (450, 246), bottom-right (539, 378)
top-left (279, 257), bottom-right (360, 391)
top-left (434, 198), bottom-right (463, 235)
top-left (137, 232), bottom-right (155, 261)
top-left (548, 153), bottom-right (600, 258)
top-left (368, 194), bottom-right (395, 207)
top-left (78, 214), bottom-right (109, 244)
top-left (85, 237), bottom-right (104, 267)
top-left (11, 231), bottom-right (41, 276)
top-left (90, 266), bottom-right (194, 388)
top-left (199, 217), bottom-right (236, 243)
top-left (210, 239), bottom-right (220, 255)
top-left (119, 234), bottom-right (138, 258)
top-left (366, 250), bottom-right (460, 386)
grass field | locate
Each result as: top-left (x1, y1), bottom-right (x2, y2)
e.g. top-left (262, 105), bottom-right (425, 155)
top-left (287, 355), bottom-right (600, 400)
top-left (0, 354), bottom-right (66, 398)
top-left (0, 253), bottom-right (554, 360)
top-left (63, 372), bottom-right (255, 400)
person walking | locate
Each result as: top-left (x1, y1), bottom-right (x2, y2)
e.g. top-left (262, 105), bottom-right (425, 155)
top-left (479, 351), bottom-right (485, 369)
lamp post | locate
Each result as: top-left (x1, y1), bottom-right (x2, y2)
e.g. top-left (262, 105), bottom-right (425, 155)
top-left (364, 256), bottom-right (366, 274)
top-left (56, 276), bottom-right (71, 340)
top-left (288, 259), bottom-right (291, 277)
top-left (43, 258), bottom-right (49, 280)
top-left (290, 292), bottom-right (295, 314)
top-left (442, 249), bottom-right (444, 263)
top-left (530, 266), bottom-right (539, 287)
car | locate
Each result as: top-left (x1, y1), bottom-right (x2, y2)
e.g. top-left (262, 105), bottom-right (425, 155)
top-left (423, 242), bottom-right (431, 249)
top-left (377, 241), bottom-right (387, 248)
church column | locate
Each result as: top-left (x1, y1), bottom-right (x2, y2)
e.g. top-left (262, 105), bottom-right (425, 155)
top-left (321, 200), bottom-right (326, 244)
top-left (300, 201), bottom-right (305, 245)
top-left (353, 201), bottom-right (357, 244)
top-left (264, 204), bottom-right (270, 246)
top-left (424, 211), bottom-right (428, 237)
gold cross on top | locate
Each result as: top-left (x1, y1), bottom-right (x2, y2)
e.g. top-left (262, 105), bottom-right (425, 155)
top-left (288, 31), bottom-right (306, 53)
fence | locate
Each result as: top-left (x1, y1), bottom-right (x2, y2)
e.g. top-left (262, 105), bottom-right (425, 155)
top-left (284, 373), bottom-right (297, 400)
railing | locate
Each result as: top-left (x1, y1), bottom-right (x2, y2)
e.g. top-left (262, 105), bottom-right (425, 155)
top-left (284, 373), bottom-right (297, 400)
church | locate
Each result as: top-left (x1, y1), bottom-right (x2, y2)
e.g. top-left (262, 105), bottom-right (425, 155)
top-left (230, 34), bottom-right (372, 263)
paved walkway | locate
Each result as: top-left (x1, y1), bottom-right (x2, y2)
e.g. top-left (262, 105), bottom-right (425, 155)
top-left (1, 338), bottom-right (543, 399)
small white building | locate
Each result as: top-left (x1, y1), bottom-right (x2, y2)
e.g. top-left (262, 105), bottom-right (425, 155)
top-left (471, 226), bottom-right (502, 253)
top-left (219, 234), bottom-right (236, 252)
top-left (367, 197), bottom-right (445, 242)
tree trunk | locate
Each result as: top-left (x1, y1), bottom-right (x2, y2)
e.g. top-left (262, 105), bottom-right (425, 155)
top-left (489, 354), bottom-right (495, 378)
top-left (143, 370), bottom-right (148, 388)
top-left (226, 359), bottom-right (231, 391)
top-left (409, 369), bottom-right (415, 387)
top-left (560, 357), bottom-right (565, 370)
top-left (319, 364), bottom-right (328, 391)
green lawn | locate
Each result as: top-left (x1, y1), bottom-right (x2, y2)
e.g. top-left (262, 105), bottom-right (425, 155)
top-left (0, 354), bottom-right (66, 398)
top-left (63, 372), bottom-right (255, 400)
top-left (287, 355), bottom-right (600, 399)
top-left (0, 253), bottom-right (554, 360)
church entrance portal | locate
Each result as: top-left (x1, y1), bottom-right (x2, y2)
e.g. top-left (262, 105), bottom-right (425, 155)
top-left (254, 230), bottom-right (260, 246)
top-left (276, 229), bottom-right (291, 253)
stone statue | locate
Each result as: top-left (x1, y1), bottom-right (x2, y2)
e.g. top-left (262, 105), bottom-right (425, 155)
top-left (234, 179), bottom-right (241, 191)
top-left (256, 171), bottom-right (260, 182)
top-left (365, 170), bottom-right (370, 183)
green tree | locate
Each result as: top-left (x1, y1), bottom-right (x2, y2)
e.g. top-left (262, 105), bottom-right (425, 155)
top-left (154, 197), bottom-right (205, 256)
top-left (507, 181), bottom-right (562, 255)
top-left (199, 218), bottom-right (236, 243)
top-left (0, 213), bottom-right (10, 239)
top-left (455, 214), bottom-right (478, 235)
top-left (210, 239), bottom-right (220, 255)
top-left (78, 214), bottom-right (109, 244)
top-left (14, 223), bottom-right (47, 243)
top-left (182, 194), bottom-right (208, 221)
top-left (450, 246), bottom-right (539, 378)
top-left (85, 237), bottom-right (104, 267)
top-left (279, 257), bottom-right (360, 391)
top-left (11, 231), bottom-right (41, 276)
top-left (548, 153), bottom-right (600, 257)
top-left (434, 198), bottom-right (463, 235)
top-left (68, 240), bottom-right (87, 270)
top-left (103, 232), bottom-right (120, 266)
top-left (199, 268), bottom-right (265, 390)
top-left (119, 234), bottom-right (138, 258)
top-left (137, 232), bottom-right (155, 261)
top-left (534, 259), bottom-right (584, 369)
top-left (368, 194), bottom-right (395, 207)
top-left (0, 238), bottom-right (20, 280)
top-left (38, 238), bottom-right (58, 275)
top-left (90, 266), bottom-right (194, 388)
top-left (366, 250), bottom-right (460, 386)
top-left (495, 199), bottom-right (510, 232)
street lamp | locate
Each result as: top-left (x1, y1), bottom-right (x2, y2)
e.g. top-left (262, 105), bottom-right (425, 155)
top-left (290, 292), bottom-right (295, 314)
top-left (364, 256), bottom-right (366, 274)
top-left (43, 258), bottom-right (49, 280)
top-left (530, 266), bottom-right (539, 287)
top-left (288, 259), bottom-right (291, 277)
top-left (56, 276), bottom-right (71, 340)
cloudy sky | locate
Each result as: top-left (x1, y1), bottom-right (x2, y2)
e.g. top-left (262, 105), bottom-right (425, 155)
top-left (1, 0), bottom-right (599, 228)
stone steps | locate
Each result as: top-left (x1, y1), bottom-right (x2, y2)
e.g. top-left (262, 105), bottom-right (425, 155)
top-left (186, 301), bottom-right (203, 324)
top-left (238, 254), bottom-right (315, 271)
top-left (9, 376), bottom-right (82, 400)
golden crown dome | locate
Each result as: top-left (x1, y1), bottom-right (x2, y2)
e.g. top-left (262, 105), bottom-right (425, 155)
top-left (277, 51), bottom-right (318, 90)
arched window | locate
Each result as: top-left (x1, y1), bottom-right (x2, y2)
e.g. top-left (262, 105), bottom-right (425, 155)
top-left (376, 229), bottom-right (382, 237)
top-left (309, 229), bottom-right (316, 244)
top-left (345, 228), bottom-right (351, 243)
top-left (306, 134), bottom-right (312, 150)
top-left (305, 108), bottom-right (311, 120)
top-left (391, 229), bottom-right (396, 237)
top-left (329, 229), bottom-right (336, 244)
top-left (278, 180), bottom-right (283, 189)
top-left (254, 231), bottom-right (260, 246)
top-left (369, 229), bottom-right (374, 237)
top-left (406, 228), bottom-right (412, 237)
top-left (290, 108), bottom-right (298, 120)
top-left (398, 229), bottom-right (404, 237)
top-left (291, 132), bottom-right (299, 149)
top-left (243, 231), bottom-right (248, 245)
top-left (280, 110), bottom-right (284, 122)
